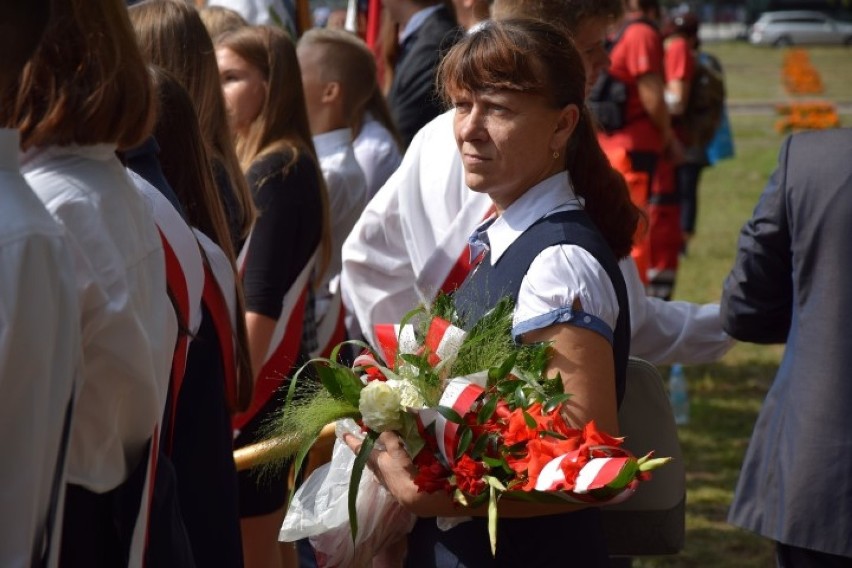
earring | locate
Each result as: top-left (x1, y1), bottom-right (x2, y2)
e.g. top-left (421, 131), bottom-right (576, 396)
top-left (553, 151), bottom-right (560, 159)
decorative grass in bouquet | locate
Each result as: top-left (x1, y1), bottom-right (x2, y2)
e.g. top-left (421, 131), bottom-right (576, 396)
top-left (267, 296), bottom-right (670, 564)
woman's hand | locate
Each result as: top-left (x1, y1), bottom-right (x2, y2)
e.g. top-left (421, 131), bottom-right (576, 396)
top-left (343, 431), bottom-right (458, 517)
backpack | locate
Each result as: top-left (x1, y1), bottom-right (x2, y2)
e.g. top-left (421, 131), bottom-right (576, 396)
top-left (680, 52), bottom-right (726, 148)
top-left (588, 18), bottom-right (659, 134)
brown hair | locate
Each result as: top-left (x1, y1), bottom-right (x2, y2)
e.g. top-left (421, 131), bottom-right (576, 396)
top-left (198, 5), bottom-right (248, 43)
top-left (438, 19), bottom-right (641, 258)
top-left (297, 28), bottom-right (378, 126)
top-left (0, 0), bottom-right (50, 86)
top-left (150, 65), bottom-right (254, 412)
top-left (215, 25), bottom-right (333, 281)
top-left (1, 0), bottom-right (155, 151)
top-left (491, 0), bottom-right (623, 35)
top-left (130, 0), bottom-right (255, 246)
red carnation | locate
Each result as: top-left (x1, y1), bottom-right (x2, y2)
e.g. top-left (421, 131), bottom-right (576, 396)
top-left (452, 454), bottom-right (488, 496)
top-left (413, 450), bottom-right (451, 494)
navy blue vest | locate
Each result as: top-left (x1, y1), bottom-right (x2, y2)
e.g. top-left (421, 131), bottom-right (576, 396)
top-left (404, 209), bottom-right (628, 567)
top-left (453, 209), bottom-right (629, 407)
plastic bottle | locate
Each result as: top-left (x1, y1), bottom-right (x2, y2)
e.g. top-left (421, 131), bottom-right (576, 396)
top-left (668, 363), bottom-right (689, 425)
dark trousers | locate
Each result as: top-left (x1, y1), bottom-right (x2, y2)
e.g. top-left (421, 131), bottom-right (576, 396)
top-left (777, 542), bottom-right (852, 567)
top-left (676, 163), bottom-right (705, 235)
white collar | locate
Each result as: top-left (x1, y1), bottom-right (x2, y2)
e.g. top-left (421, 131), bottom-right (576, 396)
top-left (0, 129), bottom-right (20, 172)
top-left (469, 171), bottom-right (584, 265)
top-left (312, 128), bottom-right (353, 157)
top-left (20, 143), bottom-right (117, 170)
top-left (399, 4), bottom-right (442, 44)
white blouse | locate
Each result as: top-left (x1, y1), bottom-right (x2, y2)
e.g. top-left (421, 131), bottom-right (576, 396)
top-left (467, 172), bottom-right (619, 341)
top-left (0, 129), bottom-right (80, 568)
top-left (314, 128), bottom-right (368, 312)
top-left (353, 115), bottom-right (402, 199)
top-left (22, 144), bottom-right (175, 494)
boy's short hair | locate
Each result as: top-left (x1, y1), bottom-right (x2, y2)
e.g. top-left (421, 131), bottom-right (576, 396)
top-left (298, 28), bottom-right (377, 120)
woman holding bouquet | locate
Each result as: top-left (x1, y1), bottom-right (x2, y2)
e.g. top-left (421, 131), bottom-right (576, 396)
top-left (348, 19), bottom-right (642, 566)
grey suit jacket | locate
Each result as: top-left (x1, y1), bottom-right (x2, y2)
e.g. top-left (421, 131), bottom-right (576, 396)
top-left (722, 128), bottom-right (852, 558)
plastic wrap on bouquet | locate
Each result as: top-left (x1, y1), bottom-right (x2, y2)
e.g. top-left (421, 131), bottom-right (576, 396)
top-left (279, 424), bottom-right (416, 567)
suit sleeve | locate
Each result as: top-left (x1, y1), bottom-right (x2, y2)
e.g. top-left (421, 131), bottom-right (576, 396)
top-left (721, 136), bottom-right (794, 343)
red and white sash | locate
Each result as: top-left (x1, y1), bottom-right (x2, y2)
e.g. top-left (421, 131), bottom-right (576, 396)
top-left (413, 194), bottom-right (493, 300)
top-left (233, 245), bottom-right (318, 432)
top-left (195, 230), bottom-right (241, 411)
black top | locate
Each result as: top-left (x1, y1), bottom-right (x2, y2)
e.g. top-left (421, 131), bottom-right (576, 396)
top-left (242, 149), bottom-right (323, 320)
top-left (121, 136), bottom-right (186, 217)
top-left (387, 5), bottom-right (460, 148)
top-left (211, 158), bottom-right (245, 254)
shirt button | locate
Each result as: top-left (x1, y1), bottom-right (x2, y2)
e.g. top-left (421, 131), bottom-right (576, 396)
top-left (583, 316), bottom-right (592, 324)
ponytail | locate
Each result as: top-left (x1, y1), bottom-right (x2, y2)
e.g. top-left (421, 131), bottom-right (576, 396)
top-left (566, 108), bottom-right (643, 259)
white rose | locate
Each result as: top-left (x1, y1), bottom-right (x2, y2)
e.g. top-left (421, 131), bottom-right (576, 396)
top-left (387, 378), bottom-right (427, 409)
top-left (359, 381), bottom-right (403, 432)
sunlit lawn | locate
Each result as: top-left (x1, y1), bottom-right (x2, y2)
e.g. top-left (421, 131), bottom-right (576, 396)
top-left (630, 42), bottom-right (850, 567)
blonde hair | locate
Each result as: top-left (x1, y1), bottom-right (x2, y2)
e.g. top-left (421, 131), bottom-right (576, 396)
top-left (297, 28), bottom-right (377, 125)
top-left (199, 5), bottom-right (248, 42)
top-left (216, 25), bottom-right (333, 281)
top-left (2, 0), bottom-right (155, 150)
top-left (130, 0), bottom-right (256, 245)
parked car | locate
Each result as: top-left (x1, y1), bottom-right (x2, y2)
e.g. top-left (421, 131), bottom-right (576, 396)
top-left (749, 10), bottom-right (852, 46)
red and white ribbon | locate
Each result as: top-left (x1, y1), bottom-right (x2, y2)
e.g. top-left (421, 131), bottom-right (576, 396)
top-left (373, 317), bottom-right (466, 368)
top-left (416, 372), bottom-right (488, 466)
top-left (534, 446), bottom-right (637, 504)
top-left (421, 318), bottom-right (467, 367)
top-left (373, 323), bottom-right (418, 367)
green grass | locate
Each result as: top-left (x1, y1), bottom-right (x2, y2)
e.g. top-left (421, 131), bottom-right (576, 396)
top-left (626, 42), bottom-right (852, 567)
top-left (703, 42), bottom-right (852, 103)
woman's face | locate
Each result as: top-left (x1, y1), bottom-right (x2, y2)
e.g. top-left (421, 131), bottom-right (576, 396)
top-left (215, 47), bottom-right (266, 135)
top-left (452, 88), bottom-right (577, 211)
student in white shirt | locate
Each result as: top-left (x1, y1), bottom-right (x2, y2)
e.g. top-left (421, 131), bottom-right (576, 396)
top-left (353, 89), bottom-right (403, 199)
top-left (1, 0), bottom-right (176, 565)
top-left (0, 3), bottom-right (80, 566)
top-left (297, 28), bottom-right (371, 352)
top-left (341, 0), bottom-right (733, 365)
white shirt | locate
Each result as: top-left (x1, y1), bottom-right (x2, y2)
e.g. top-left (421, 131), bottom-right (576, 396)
top-left (0, 129), bottom-right (80, 568)
top-left (22, 144), bottom-right (176, 494)
top-left (313, 128), bottom-right (368, 310)
top-left (341, 110), bottom-right (734, 363)
top-left (353, 115), bottom-right (402, 199)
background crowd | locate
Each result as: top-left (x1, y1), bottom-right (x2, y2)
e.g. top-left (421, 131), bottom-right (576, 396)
top-left (1, 0), bottom-right (849, 567)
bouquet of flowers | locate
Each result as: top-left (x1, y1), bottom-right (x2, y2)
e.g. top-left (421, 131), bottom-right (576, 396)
top-left (267, 297), bottom-right (669, 564)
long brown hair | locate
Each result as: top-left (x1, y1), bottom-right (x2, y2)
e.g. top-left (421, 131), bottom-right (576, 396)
top-left (1, 0), bottom-right (154, 151)
top-left (215, 25), bottom-right (333, 280)
top-left (129, 0), bottom-right (255, 245)
top-left (150, 65), bottom-right (254, 412)
top-left (438, 19), bottom-right (641, 258)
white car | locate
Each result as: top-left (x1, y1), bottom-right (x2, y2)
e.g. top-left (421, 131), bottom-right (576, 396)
top-left (749, 10), bottom-right (852, 46)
